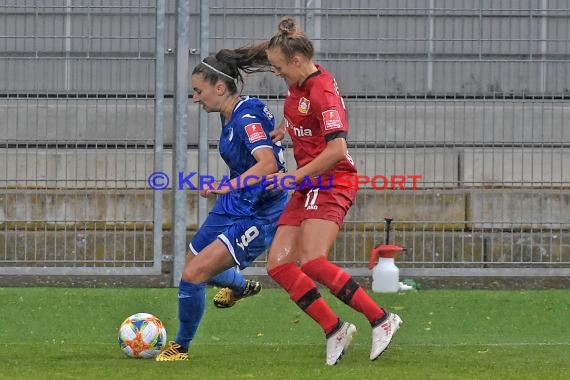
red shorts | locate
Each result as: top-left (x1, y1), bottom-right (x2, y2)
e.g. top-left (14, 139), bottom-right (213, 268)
top-left (277, 185), bottom-right (357, 227)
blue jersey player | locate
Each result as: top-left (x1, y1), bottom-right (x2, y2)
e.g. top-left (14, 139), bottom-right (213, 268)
top-left (156, 47), bottom-right (287, 362)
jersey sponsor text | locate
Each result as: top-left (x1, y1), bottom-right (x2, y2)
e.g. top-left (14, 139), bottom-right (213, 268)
top-left (292, 125), bottom-right (313, 137)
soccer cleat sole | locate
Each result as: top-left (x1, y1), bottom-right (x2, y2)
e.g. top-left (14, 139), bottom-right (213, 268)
top-left (213, 288), bottom-right (236, 308)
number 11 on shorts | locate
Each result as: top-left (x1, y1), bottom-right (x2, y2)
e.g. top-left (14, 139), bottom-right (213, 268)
top-left (304, 189), bottom-right (319, 210)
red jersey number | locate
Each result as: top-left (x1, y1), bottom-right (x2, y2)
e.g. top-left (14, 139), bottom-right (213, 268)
top-left (332, 78), bottom-right (346, 110)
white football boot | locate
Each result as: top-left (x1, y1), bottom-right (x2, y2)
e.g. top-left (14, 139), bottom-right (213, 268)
top-left (370, 313), bottom-right (402, 360)
top-left (325, 321), bottom-right (357, 365)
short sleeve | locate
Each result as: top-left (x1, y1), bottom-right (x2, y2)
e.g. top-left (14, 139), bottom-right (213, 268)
top-left (234, 114), bottom-right (274, 155)
top-left (310, 80), bottom-right (349, 137)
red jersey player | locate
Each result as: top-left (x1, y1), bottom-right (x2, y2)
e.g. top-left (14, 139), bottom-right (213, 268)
top-left (283, 63), bottom-right (356, 178)
top-left (242, 17), bottom-right (403, 366)
top-left (275, 63), bottom-right (358, 226)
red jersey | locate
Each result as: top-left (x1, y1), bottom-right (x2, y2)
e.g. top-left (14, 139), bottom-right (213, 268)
top-left (283, 65), bottom-right (357, 184)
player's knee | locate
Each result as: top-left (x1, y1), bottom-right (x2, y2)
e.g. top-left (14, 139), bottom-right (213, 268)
top-left (181, 263), bottom-right (205, 283)
top-left (180, 269), bottom-right (195, 283)
top-left (266, 247), bottom-right (295, 270)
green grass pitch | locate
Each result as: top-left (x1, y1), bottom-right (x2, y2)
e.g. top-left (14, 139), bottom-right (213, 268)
top-left (1, 287), bottom-right (569, 380)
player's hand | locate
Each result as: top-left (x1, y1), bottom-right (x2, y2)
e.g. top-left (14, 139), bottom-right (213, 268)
top-left (199, 181), bottom-right (231, 197)
top-left (199, 188), bottom-right (212, 198)
top-left (270, 120), bottom-right (287, 143)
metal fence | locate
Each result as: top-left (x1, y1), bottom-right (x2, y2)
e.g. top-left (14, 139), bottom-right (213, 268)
top-left (1, 0), bottom-right (569, 281)
top-left (0, 0), bottom-right (162, 275)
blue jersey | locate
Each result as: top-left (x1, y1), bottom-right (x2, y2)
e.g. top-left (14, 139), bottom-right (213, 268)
top-left (212, 96), bottom-right (287, 218)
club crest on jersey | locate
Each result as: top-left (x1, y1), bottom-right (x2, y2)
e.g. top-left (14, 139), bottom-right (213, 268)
top-left (244, 123), bottom-right (267, 143)
top-left (322, 109), bottom-right (343, 130)
top-left (298, 97), bottom-right (310, 114)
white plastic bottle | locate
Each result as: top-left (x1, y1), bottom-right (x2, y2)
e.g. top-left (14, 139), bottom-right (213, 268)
top-left (368, 244), bottom-right (403, 293)
top-left (372, 257), bottom-right (400, 293)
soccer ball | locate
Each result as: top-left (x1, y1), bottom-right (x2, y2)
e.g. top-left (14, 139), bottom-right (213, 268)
top-left (117, 312), bottom-right (167, 358)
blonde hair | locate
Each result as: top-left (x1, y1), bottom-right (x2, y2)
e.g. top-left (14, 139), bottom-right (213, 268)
top-left (267, 17), bottom-right (314, 61)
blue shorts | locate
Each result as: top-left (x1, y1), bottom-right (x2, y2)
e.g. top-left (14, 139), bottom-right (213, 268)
top-left (189, 212), bottom-right (277, 270)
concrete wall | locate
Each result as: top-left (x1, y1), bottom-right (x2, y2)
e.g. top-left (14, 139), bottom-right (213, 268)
top-left (2, 99), bottom-right (568, 144)
top-left (2, 188), bottom-right (568, 267)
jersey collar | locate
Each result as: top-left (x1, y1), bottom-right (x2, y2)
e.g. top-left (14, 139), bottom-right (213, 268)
top-left (298, 65), bottom-right (322, 88)
top-left (221, 96), bottom-right (249, 126)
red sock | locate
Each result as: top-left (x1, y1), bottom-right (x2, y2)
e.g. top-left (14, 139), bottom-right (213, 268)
top-left (302, 257), bottom-right (386, 325)
top-left (268, 263), bottom-right (340, 335)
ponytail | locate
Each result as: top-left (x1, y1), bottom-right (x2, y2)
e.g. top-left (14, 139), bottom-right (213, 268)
top-left (192, 16), bottom-right (313, 93)
top-left (192, 43), bottom-right (271, 95)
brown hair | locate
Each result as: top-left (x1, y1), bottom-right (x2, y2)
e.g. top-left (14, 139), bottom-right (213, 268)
top-left (192, 44), bottom-right (269, 95)
top-left (267, 17), bottom-right (314, 61)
